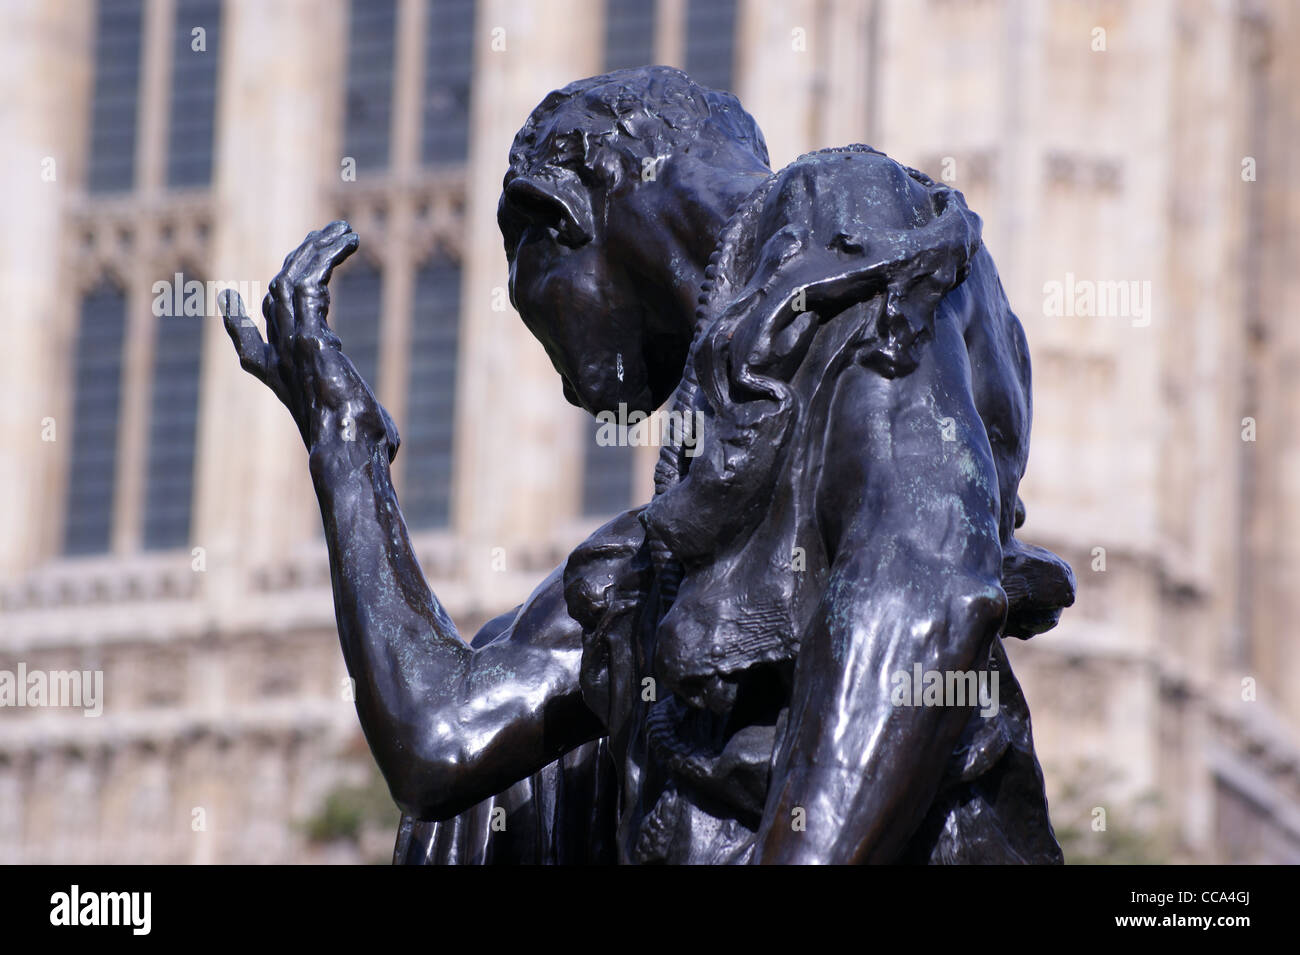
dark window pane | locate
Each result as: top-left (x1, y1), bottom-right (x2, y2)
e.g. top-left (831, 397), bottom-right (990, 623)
top-left (88, 0), bottom-right (144, 193)
top-left (684, 0), bottom-right (736, 92)
top-left (403, 258), bottom-right (461, 529)
top-left (329, 260), bottom-right (383, 391)
top-left (64, 284), bottom-right (128, 554)
top-left (343, 0), bottom-right (397, 174)
top-left (422, 0), bottom-right (475, 164)
top-left (604, 0), bottom-right (656, 71)
top-left (167, 0), bottom-right (222, 188)
top-left (143, 281), bottom-right (205, 550)
top-left (582, 419), bottom-right (637, 516)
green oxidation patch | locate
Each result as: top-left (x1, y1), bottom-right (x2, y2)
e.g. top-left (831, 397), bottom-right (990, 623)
top-left (954, 501), bottom-right (982, 545)
top-left (390, 634), bottom-right (453, 695)
top-left (824, 571), bottom-right (857, 664)
top-left (915, 384), bottom-right (996, 502)
top-left (954, 445), bottom-right (994, 497)
top-left (872, 537), bottom-right (900, 575)
top-left (904, 474), bottom-right (932, 523)
top-left (868, 406), bottom-right (892, 442)
top-left (468, 660), bottom-right (513, 691)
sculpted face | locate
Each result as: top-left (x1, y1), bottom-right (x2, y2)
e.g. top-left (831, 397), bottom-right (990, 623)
top-left (499, 70), bottom-right (774, 419)
top-left (504, 187), bottom-right (691, 418)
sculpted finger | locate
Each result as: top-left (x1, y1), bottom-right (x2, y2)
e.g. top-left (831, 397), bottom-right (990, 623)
top-left (317, 218), bottom-right (351, 240)
top-left (262, 282), bottom-right (288, 354)
top-left (282, 220), bottom-right (352, 282)
top-left (220, 290), bottom-right (273, 381)
top-left (279, 221), bottom-right (347, 271)
top-left (266, 222), bottom-right (352, 345)
top-left (260, 286), bottom-right (282, 352)
top-left (304, 228), bottom-right (359, 290)
top-left (291, 231), bottom-right (358, 338)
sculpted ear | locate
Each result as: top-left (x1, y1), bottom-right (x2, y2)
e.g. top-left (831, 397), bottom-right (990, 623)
top-left (504, 174), bottom-right (595, 248)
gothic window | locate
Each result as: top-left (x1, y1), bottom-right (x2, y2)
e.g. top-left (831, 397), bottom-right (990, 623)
top-left (142, 277), bottom-right (205, 551)
top-left (402, 258), bottom-right (462, 529)
top-left (167, 0), bottom-right (223, 188)
top-left (343, 0), bottom-right (398, 175)
top-left (422, 0), bottom-right (476, 165)
top-left (64, 283), bottom-right (128, 555)
top-left (604, 0), bottom-right (656, 72)
top-left (685, 0), bottom-right (737, 92)
top-left (87, 0), bottom-right (144, 194)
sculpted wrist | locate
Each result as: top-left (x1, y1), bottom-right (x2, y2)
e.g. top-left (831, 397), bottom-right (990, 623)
top-left (308, 408), bottom-right (391, 474)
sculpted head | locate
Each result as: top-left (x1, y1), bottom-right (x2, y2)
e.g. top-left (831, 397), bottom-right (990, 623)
top-left (498, 66), bottom-right (770, 415)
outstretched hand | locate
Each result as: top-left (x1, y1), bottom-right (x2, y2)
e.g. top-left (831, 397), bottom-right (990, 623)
top-left (219, 220), bottom-right (399, 461)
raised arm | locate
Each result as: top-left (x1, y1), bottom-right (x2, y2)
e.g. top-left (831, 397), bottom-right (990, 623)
top-left (220, 222), bottom-right (601, 820)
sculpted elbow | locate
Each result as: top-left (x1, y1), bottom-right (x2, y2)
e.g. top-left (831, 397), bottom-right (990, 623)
top-left (952, 582), bottom-right (1008, 634)
top-left (913, 580), bottom-right (1008, 670)
top-left (384, 724), bottom-right (472, 822)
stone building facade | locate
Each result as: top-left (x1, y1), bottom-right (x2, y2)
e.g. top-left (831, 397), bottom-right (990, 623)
top-left (0, 0), bottom-right (1297, 863)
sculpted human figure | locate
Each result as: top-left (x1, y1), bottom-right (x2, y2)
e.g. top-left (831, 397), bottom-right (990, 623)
top-left (220, 66), bottom-right (1075, 864)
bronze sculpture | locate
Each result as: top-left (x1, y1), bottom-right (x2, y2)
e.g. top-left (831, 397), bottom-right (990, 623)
top-left (220, 66), bottom-right (1075, 863)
